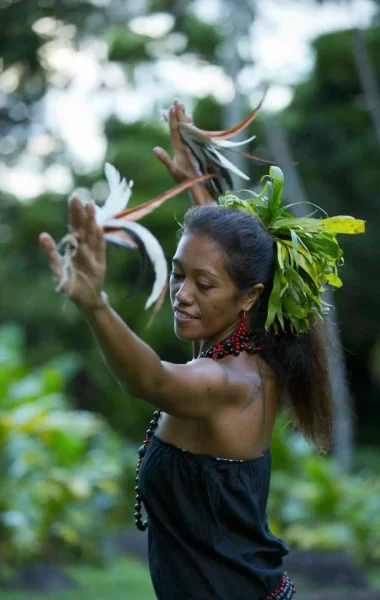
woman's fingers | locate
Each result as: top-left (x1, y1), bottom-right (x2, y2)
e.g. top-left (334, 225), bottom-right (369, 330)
top-left (153, 147), bottom-right (176, 175)
top-left (39, 233), bottom-right (62, 275)
top-left (169, 104), bottom-right (182, 149)
top-left (175, 101), bottom-right (186, 122)
top-left (86, 202), bottom-right (97, 248)
top-left (86, 203), bottom-right (105, 261)
top-left (69, 196), bottom-right (87, 242)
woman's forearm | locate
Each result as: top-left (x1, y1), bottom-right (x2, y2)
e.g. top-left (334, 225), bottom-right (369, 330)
top-left (81, 294), bottom-right (164, 401)
top-left (188, 182), bottom-right (217, 206)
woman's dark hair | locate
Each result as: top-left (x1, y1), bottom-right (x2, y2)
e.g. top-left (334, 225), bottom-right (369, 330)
top-left (181, 205), bottom-right (333, 455)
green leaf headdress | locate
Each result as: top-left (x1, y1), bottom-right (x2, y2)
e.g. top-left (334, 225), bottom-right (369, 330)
top-left (219, 166), bottom-right (365, 335)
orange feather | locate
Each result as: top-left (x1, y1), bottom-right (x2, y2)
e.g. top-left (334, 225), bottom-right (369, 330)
top-left (114, 174), bottom-right (214, 221)
top-left (192, 93), bottom-right (266, 140)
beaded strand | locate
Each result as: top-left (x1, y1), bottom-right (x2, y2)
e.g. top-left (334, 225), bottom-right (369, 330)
top-left (264, 571), bottom-right (296, 600)
top-left (199, 312), bottom-right (261, 360)
top-left (134, 409), bottom-right (161, 531)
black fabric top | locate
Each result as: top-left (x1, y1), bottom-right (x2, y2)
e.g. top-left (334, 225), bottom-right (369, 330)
top-left (138, 433), bottom-right (292, 600)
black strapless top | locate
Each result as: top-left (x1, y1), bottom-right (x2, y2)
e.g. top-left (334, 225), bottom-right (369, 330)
top-left (138, 433), bottom-right (295, 600)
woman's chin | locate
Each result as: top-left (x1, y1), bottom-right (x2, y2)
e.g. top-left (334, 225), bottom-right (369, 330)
top-left (174, 321), bottom-right (200, 341)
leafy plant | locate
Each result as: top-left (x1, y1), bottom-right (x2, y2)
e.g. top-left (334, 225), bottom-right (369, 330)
top-left (0, 323), bottom-right (129, 568)
top-left (269, 412), bottom-right (380, 567)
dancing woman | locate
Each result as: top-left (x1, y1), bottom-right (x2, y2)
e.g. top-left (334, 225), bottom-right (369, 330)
top-left (39, 101), bottom-right (364, 600)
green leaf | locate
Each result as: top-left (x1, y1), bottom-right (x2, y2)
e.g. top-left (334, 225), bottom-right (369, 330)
top-left (283, 295), bottom-right (309, 318)
top-left (298, 253), bottom-right (320, 287)
top-left (277, 241), bottom-right (285, 272)
top-left (300, 235), bottom-right (342, 260)
top-left (323, 272), bottom-right (343, 288)
top-left (266, 269), bottom-right (283, 330)
top-left (320, 216), bottom-right (366, 234)
top-left (269, 165), bottom-right (284, 211)
top-left (289, 230), bottom-right (299, 269)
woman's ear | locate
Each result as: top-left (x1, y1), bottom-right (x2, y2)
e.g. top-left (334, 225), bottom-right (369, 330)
top-left (242, 283), bottom-right (264, 312)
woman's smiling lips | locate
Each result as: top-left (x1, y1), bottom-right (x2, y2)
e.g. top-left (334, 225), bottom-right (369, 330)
top-left (173, 308), bottom-right (199, 321)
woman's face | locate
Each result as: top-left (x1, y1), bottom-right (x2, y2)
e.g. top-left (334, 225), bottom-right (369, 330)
top-left (170, 233), bottom-right (248, 344)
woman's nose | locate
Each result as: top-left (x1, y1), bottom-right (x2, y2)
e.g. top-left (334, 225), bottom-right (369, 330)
top-left (175, 280), bottom-right (193, 304)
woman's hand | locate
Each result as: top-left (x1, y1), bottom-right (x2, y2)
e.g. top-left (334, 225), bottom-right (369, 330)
top-left (154, 99), bottom-right (217, 206)
top-left (39, 197), bottom-right (107, 311)
top-left (153, 100), bottom-right (201, 182)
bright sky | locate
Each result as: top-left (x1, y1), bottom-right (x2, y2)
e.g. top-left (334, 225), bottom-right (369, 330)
top-left (1, 0), bottom-right (377, 200)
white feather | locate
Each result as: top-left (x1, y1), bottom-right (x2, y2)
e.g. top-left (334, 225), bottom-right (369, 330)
top-left (100, 163), bottom-right (134, 224)
top-left (213, 135), bottom-right (256, 148)
top-left (211, 148), bottom-right (250, 181)
top-left (105, 218), bottom-right (167, 309)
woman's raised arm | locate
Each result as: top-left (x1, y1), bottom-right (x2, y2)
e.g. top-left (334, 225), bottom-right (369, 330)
top-left (39, 197), bottom-right (237, 418)
top-left (153, 100), bottom-right (217, 207)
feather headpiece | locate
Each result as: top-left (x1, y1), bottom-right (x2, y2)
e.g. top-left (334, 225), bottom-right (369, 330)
top-left (57, 163), bottom-right (213, 323)
top-left (175, 94), bottom-right (273, 195)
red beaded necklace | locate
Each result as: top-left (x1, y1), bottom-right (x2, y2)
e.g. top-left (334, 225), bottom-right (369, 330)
top-left (134, 311), bottom-right (262, 531)
top-left (199, 311), bottom-right (261, 359)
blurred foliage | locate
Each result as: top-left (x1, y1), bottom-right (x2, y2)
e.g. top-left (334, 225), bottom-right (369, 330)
top-left (269, 412), bottom-right (380, 568)
top-left (0, 322), bottom-right (133, 570)
top-left (0, 0), bottom-right (113, 165)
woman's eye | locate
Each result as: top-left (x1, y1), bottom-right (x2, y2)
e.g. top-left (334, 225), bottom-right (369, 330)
top-left (170, 272), bottom-right (211, 291)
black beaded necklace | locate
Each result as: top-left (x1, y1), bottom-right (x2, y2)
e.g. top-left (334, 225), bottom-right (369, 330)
top-left (134, 312), bottom-right (261, 531)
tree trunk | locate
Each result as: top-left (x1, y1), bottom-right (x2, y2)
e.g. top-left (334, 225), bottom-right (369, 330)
top-left (353, 28), bottom-right (380, 147)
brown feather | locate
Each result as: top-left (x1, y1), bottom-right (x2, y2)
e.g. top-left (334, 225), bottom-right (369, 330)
top-left (114, 174), bottom-right (214, 221)
top-left (146, 279), bottom-right (169, 328)
top-left (192, 93), bottom-right (266, 140)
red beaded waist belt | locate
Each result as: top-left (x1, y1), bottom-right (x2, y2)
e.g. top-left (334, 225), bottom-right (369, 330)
top-left (264, 572), bottom-right (296, 600)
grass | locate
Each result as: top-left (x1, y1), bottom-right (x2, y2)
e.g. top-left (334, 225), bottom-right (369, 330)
top-left (2, 556), bottom-right (156, 600)
top-left (2, 557), bottom-right (380, 599)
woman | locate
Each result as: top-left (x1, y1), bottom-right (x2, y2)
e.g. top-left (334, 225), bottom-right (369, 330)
top-left (39, 101), bottom-right (343, 600)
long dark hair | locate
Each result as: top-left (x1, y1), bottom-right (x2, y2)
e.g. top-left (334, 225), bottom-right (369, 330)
top-left (181, 205), bottom-right (333, 455)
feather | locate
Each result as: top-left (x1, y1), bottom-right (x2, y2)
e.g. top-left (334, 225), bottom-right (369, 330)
top-left (100, 163), bottom-right (133, 223)
top-left (105, 219), bottom-right (167, 310)
top-left (208, 148), bottom-right (250, 181)
top-left (214, 135), bottom-right (257, 148)
top-left (103, 229), bottom-right (138, 249)
top-left (176, 94), bottom-right (270, 193)
top-left (146, 279), bottom-right (168, 327)
top-left (223, 147), bottom-right (277, 164)
top-left (58, 168), bottom-right (215, 321)
top-left (114, 173), bottom-right (214, 221)
top-left (192, 94), bottom-right (266, 139)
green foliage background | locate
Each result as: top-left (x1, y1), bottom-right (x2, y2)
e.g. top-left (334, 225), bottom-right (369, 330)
top-left (1, 0), bottom-right (380, 587)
